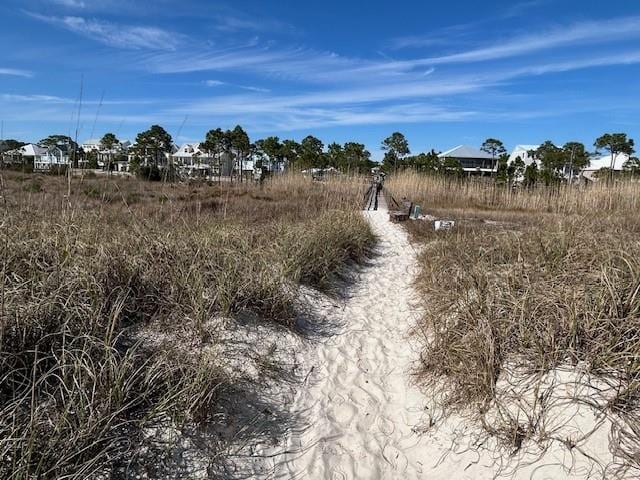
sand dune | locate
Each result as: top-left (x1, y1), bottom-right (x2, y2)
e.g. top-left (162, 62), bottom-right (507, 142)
top-left (241, 200), bottom-right (624, 479)
top-left (244, 198), bottom-right (427, 478)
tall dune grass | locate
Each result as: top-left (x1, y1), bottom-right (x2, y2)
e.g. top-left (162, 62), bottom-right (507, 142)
top-left (388, 172), bottom-right (640, 474)
top-left (387, 171), bottom-right (640, 214)
top-left (0, 172), bottom-right (374, 478)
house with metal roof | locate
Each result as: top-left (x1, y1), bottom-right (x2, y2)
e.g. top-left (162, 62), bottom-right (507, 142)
top-left (508, 145), bottom-right (540, 167)
top-left (438, 145), bottom-right (496, 175)
top-left (3, 144), bottom-right (47, 168)
top-left (508, 144), bottom-right (632, 181)
top-left (2, 143), bottom-right (71, 170)
top-left (582, 152), bottom-right (631, 180)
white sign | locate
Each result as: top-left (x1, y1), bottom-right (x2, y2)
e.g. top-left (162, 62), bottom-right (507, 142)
top-left (434, 220), bottom-right (455, 231)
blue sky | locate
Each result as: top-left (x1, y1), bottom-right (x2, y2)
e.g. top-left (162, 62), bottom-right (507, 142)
top-left (1, 0), bottom-right (639, 159)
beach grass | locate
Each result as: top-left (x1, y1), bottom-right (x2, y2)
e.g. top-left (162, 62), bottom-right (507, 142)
top-left (0, 171), bottom-right (374, 479)
top-left (387, 171), bottom-right (640, 473)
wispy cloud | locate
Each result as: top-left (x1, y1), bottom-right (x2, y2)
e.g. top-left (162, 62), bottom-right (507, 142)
top-left (239, 85), bottom-right (270, 93)
top-left (26, 12), bottom-right (182, 50)
top-left (426, 17), bottom-right (640, 64)
top-left (386, 16), bottom-right (640, 65)
top-left (204, 79), bottom-right (270, 92)
top-left (8, 46), bottom-right (637, 134)
top-left (502, 0), bottom-right (549, 18)
top-left (388, 22), bottom-right (480, 50)
top-left (140, 15), bottom-right (640, 88)
top-left (389, 1), bottom-right (549, 50)
top-left (1, 94), bottom-right (68, 102)
top-left (502, 50), bottom-right (640, 78)
top-left (10, 5), bottom-right (640, 139)
top-left (142, 45), bottom-right (357, 83)
top-left (48, 0), bottom-right (86, 8)
top-left (0, 68), bottom-right (33, 78)
top-left (1, 93), bottom-right (158, 106)
top-left (166, 101), bottom-right (479, 132)
top-left (160, 47), bottom-right (640, 132)
top-left (212, 14), bottom-right (292, 34)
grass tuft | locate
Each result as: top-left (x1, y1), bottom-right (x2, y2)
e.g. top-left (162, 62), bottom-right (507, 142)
top-left (388, 172), bottom-right (640, 472)
top-left (0, 171), bottom-right (373, 478)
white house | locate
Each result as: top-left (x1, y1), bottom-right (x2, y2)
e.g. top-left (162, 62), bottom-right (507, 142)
top-left (508, 144), bottom-right (584, 180)
top-left (36, 145), bottom-right (71, 170)
top-left (82, 138), bottom-right (132, 169)
top-left (508, 145), bottom-right (540, 167)
top-left (81, 139), bottom-right (102, 152)
top-left (3, 144), bottom-right (48, 168)
top-left (100, 140), bottom-right (132, 171)
top-left (172, 143), bottom-right (237, 177)
top-left (173, 143), bottom-right (210, 165)
top-left (173, 143), bottom-right (213, 178)
top-left (508, 144), bottom-right (633, 181)
top-left (582, 152), bottom-right (631, 180)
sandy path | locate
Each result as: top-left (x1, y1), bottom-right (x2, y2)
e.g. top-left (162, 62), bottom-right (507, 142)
top-left (249, 197), bottom-right (429, 479)
top-left (243, 199), bottom-right (620, 480)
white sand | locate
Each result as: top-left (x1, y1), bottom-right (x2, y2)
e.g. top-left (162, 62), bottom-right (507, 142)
top-left (241, 199), bottom-right (631, 479)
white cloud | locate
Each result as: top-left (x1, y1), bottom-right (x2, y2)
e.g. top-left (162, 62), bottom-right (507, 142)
top-left (0, 93), bottom-right (158, 107)
top-left (26, 13), bottom-right (181, 50)
top-left (213, 16), bottom-right (266, 33)
top-left (496, 50), bottom-right (640, 79)
top-left (211, 12), bottom-right (295, 34)
top-left (141, 46), bottom-right (364, 85)
top-left (48, 0), bottom-right (86, 8)
top-left (380, 16), bottom-right (640, 69)
top-left (0, 68), bottom-right (33, 78)
top-left (502, 0), bottom-right (549, 18)
top-left (1, 94), bottom-right (68, 102)
top-left (160, 48), bottom-right (640, 132)
top-left (239, 85), bottom-right (270, 93)
top-left (11, 9), bottom-right (640, 135)
top-left (139, 15), bottom-right (640, 88)
top-left (204, 79), bottom-right (270, 92)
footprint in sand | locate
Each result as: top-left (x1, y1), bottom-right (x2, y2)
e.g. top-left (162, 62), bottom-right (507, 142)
top-left (329, 466), bottom-right (347, 480)
top-left (330, 396), bottom-right (358, 426)
top-left (378, 415), bottom-right (396, 436)
top-left (356, 409), bottom-right (378, 432)
top-left (382, 443), bottom-right (409, 472)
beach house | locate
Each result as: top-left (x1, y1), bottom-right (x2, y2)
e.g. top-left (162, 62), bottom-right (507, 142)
top-left (438, 145), bottom-right (496, 176)
top-left (36, 144), bottom-right (71, 170)
top-left (508, 145), bottom-right (540, 167)
top-left (172, 143), bottom-right (236, 177)
top-left (581, 152), bottom-right (631, 180)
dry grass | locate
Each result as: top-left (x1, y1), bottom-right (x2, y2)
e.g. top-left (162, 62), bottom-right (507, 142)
top-left (387, 172), bottom-right (640, 475)
top-left (0, 171), bottom-right (374, 479)
top-left (387, 171), bottom-right (640, 214)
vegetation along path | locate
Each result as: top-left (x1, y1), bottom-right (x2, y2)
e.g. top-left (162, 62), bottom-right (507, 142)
top-left (249, 196), bottom-right (429, 478)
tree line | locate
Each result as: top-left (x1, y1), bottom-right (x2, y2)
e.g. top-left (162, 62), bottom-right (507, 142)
top-left (3, 127), bottom-right (639, 182)
top-left (378, 131), bottom-right (639, 183)
top-left (124, 125), bottom-right (376, 174)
